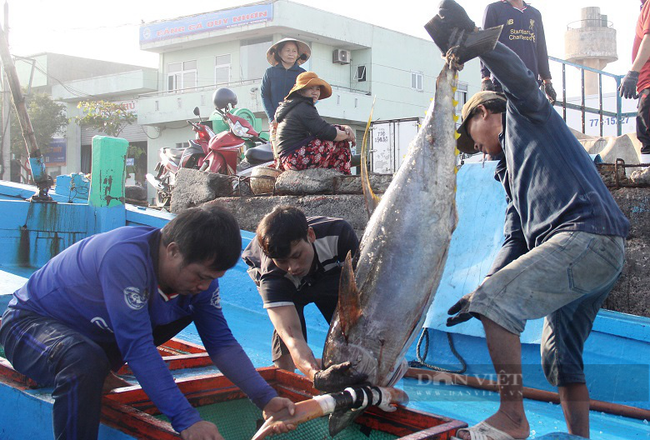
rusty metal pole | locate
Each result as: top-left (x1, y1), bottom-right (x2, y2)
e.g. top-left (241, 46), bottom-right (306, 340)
top-left (0, 21), bottom-right (52, 200)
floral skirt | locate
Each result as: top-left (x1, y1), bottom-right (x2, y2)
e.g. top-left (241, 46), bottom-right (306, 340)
top-left (278, 138), bottom-right (352, 175)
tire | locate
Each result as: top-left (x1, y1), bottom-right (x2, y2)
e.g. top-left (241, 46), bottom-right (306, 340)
top-left (156, 190), bottom-right (171, 208)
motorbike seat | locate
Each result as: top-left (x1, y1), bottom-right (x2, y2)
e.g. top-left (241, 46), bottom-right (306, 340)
top-left (245, 142), bottom-right (274, 162)
top-left (162, 147), bottom-right (185, 163)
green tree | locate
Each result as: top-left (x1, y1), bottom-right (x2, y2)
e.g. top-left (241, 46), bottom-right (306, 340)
top-left (75, 100), bottom-right (144, 183)
top-left (7, 91), bottom-right (67, 158)
top-left (74, 100), bottom-right (137, 137)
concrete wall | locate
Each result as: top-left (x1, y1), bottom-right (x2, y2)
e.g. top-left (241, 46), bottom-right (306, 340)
top-left (171, 164), bottom-right (650, 318)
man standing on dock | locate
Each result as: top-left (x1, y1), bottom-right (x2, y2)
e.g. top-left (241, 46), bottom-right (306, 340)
top-left (480, 0), bottom-right (556, 104)
top-left (243, 206), bottom-right (366, 392)
top-left (427, 1), bottom-right (629, 439)
top-left (620, 0), bottom-right (650, 162)
top-left (0, 205), bottom-right (294, 440)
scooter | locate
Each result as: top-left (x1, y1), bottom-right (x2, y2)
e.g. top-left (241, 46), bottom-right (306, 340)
top-left (146, 94), bottom-right (274, 206)
top-left (145, 107), bottom-right (216, 206)
top-left (200, 88), bottom-right (274, 175)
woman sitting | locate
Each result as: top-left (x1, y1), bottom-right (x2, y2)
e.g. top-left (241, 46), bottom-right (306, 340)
top-left (274, 72), bottom-right (356, 175)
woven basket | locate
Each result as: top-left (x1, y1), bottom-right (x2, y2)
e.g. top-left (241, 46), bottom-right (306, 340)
top-left (250, 166), bottom-right (281, 195)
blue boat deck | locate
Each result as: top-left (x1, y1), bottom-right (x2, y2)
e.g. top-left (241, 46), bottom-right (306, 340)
top-left (0, 154), bottom-right (648, 439)
top-left (5, 260), bottom-right (647, 439)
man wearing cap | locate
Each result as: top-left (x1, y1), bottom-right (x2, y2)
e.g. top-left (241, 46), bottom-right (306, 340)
top-left (426, 1), bottom-right (629, 439)
top-left (274, 71), bottom-right (356, 174)
top-left (620, 0), bottom-right (650, 161)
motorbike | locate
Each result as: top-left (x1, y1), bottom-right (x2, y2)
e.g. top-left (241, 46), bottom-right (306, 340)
top-left (145, 107), bottom-right (215, 206)
top-left (200, 88), bottom-right (273, 176)
top-left (146, 90), bottom-right (274, 207)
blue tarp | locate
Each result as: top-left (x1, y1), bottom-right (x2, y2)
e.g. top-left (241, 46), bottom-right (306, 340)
top-left (424, 161), bottom-right (545, 343)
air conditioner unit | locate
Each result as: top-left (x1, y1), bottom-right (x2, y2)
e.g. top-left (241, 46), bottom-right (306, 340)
top-left (332, 49), bottom-right (351, 64)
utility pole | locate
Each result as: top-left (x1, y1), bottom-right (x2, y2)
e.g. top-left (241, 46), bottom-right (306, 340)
top-left (0, 10), bottom-right (52, 200)
top-left (1, 1), bottom-right (10, 181)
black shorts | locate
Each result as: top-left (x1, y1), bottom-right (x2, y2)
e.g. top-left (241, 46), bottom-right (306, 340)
top-left (637, 89), bottom-right (650, 154)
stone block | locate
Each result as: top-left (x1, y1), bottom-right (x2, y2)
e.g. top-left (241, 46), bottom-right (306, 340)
top-left (171, 168), bottom-right (235, 213)
top-left (206, 194), bottom-right (371, 237)
top-left (604, 187), bottom-right (650, 317)
top-left (333, 174), bottom-right (393, 194)
top-left (275, 169), bottom-right (343, 195)
top-left (630, 166), bottom-right (650, 185)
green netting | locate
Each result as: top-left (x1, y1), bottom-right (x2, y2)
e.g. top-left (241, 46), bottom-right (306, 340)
top-left (0, 345), bottom-right (5, 359)
top-left (156, 399), bottom-right (398, 440)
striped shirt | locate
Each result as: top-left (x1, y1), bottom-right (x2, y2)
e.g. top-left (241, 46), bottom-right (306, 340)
top-left (242, 217), bottom-right (358, 308)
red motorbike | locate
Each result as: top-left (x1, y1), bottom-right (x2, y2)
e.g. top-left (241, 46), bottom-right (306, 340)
top-left (146, 90), bottom-right (274, 206)
top-left (145, 107), bottom-right (216, 206)
top-left (200, 88), bottom-right (273, 175)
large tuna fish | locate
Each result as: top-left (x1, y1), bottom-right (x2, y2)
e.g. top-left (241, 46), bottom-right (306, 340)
top-left (321, 20), bottom-right (502, 432)
top-left (322, 62), bottom-right (460, 435)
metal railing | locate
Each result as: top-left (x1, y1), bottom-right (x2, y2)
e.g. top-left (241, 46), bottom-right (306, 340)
top-left (137, 78), bottom-right (369, 99)
top-left (549, 56), bottom-right (635, 137)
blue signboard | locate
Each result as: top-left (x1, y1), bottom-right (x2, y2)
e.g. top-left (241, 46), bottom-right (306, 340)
top-left (140, 4), bottom-right (273, 44)
top-left (45, 138), bottom-right (66, 167)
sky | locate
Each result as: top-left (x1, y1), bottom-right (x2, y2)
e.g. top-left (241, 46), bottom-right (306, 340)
top-left (2, 0), bottom-right (641, 78)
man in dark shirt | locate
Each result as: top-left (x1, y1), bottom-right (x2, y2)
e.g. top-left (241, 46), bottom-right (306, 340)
top-left (427, 1), bottom-right (629, 438)
top-left (0, 205), bottom-right (294, 440)
top-left (242, 206), bottom-right (365, 391)
top-left (481, 0), bottom-right (556, 104)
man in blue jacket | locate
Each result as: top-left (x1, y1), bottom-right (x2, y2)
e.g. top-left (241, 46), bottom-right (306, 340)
top-left (0, 205), bottom-right (294, 440)
top-left (427, 2), bottom-right (629, 439)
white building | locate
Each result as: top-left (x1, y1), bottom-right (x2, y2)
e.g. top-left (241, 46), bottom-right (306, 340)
top-left (137, 0), bottom-right (482, 199)
top-left (14, 53), bottom-right (157, 180)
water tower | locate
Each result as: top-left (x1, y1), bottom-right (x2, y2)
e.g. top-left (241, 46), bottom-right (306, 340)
top-left (565, 7), bottom-right (617, 96)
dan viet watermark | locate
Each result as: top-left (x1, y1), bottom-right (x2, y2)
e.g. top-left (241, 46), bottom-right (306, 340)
top-left (402, 364), bottom-right (649, 403)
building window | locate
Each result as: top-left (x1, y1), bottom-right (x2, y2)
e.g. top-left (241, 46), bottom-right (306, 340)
top-left (356, 65), bottom-right (367, 82)
top-left (240, 38), bottom-right (272, 81)
top-left (455, 83), bottom-right (468, 111)
top-left (167, 60), bottom-right (197, 91)
top-left (215, 54), bottom-right (231, 85)
top-left (411, 72), bottom-right (423, 91)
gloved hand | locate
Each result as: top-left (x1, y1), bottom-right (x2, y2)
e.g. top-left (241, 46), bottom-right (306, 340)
top-left (542, 81), bottom-right (557, 105)
top-left (313, 361), bottom-right (368, 393)
top-left (481, 78), bottom-right (496, 91)
top-left (446, 294), bottom-right (474, 327)
top-left (424, 0), bottom-right (476, 55)
top-left (619, 71), bottom-right (640, 99)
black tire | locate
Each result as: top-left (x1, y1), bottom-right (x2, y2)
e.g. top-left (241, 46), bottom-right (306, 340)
top-left (156, 190), bottom-right (171, 207)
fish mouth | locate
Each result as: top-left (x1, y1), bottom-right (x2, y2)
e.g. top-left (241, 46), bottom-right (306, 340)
top-left (324, 343), bottom-right (378, 386)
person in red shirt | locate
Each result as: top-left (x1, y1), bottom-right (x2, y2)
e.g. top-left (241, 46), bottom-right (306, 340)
top-left (620, 0), bottom-right (650, 157)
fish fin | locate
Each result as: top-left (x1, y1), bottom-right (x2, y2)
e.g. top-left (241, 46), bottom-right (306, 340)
top-left (361, 97), bottom-right (380, 218)
top-left (338, 252), bottom-right (362, 337)
top-left (329, 410), bottom-right (362, 437)
top-left (454, 131), bottom-right (461, 140)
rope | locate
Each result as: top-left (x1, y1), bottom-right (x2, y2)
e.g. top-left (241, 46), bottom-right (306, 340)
top-left (408, 328), bottom-right (467, 374)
